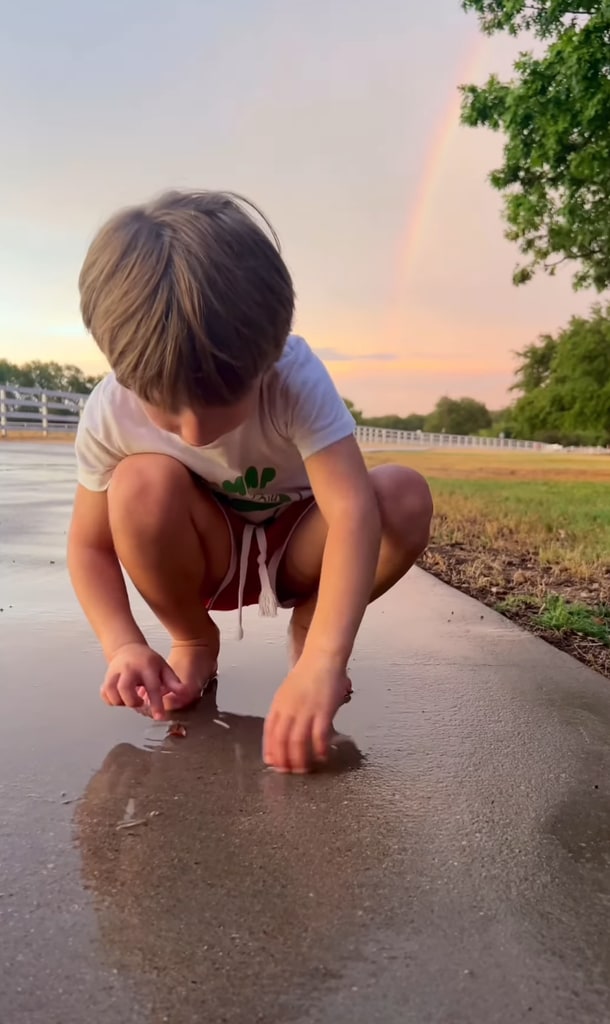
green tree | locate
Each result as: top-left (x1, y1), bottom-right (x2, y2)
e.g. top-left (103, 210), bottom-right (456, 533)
top-left (342, 397), bottom-right (364, 424)
top-left (511, 334), bottom-right (559, 394)
top-left (479, 406), bottom-right (516, 438)
top-left (341, 403), bottom-right (427, 431)
top-left (401, 413), bottom-right (427, 431)
top-left (510, 303), bottom-right (610, 444)
top-left (425, 396), bottom-right (492, 435)
top-left (365, 413), bottom-right (426, 431)
top-left (0, 359), bottom-right (18, 386)
top-left (461, 1), bottom-right (610, 290)
top-left (0, 359), bottom-right (101, 393)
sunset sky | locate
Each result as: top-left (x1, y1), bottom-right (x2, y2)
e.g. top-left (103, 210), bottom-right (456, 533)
top-left (0, 0), bottom-right (597, 415)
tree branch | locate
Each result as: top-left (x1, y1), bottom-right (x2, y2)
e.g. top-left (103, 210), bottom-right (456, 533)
top-left (523, 3), bottom-right (594, 14)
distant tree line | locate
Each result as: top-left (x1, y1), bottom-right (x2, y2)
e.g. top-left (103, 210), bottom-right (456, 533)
top-left (2, 303), bottom-right (609, 445)
top-left (0, 359), bottom-right (102, 394)
top-left (344, 396), bottom-right (499, 439)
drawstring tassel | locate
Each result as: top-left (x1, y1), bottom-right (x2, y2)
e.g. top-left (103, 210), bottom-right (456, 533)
top-left (255, 527), bottom-right (278, 618)
top-left (233, 522), bottom-right (278, 637)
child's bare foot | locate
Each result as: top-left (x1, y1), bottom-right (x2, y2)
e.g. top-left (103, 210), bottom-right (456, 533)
top-left (165, 627), bottom-right (220, 711)
top-left (136, 623), bottom-right (220, 715)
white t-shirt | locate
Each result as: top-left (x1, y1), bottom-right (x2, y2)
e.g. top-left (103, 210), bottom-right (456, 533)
top-left (75, 334), bottom-right (355, 523)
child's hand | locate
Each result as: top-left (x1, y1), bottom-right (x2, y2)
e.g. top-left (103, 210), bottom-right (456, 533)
top-left (102, 642), bottom-right (181, 721)
top-left (263, 656), bottom-right (350, 773)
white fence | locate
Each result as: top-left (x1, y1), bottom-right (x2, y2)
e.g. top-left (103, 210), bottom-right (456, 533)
top-left (0, 385), bottom-right (86, 436)
top-left (356, 425), bottom-right (550, 452)
top-left (0, 385), bottom-right (608, 455)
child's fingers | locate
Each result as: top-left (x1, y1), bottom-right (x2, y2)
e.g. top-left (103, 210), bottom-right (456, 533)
top-left (101, 671), bottom-right (121, 706)
top-left (288, 719), bottom-right (314, 774)
top-left (102, 670), bottom-right (132, 707)
top-left (139, 669), bottom-right (167, 720)
top-left (262, 711), bottom-right (279, 766)
top-left (160, 662), bottom-right (183, 696)
top-left (264, 713), bottom-right (317, 773)
top-left (312, 716), bottom-right (330, 763)
top-left (264, 712), bottom-right (293, 772)
top-left (273, 719), bottom-right (292, 772)
top-left (117, 670), bottom-right (144, 709)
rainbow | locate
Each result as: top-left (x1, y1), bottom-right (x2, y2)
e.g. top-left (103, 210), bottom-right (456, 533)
top-left (386, 34), bottom-right (487, 343)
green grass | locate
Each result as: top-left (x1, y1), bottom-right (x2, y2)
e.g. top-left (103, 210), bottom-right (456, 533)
top-left (428, 478), bottom-right (610, 574)
top-left (536, 596), bottom-right (610, 646)
top-left (366, 450), bottom-right (610, 575)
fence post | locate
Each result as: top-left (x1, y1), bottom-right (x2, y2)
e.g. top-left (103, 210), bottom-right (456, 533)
top-left (41, 391), bottom-right (48, 437)
top-left (0, 388), bottom-right (6, 438)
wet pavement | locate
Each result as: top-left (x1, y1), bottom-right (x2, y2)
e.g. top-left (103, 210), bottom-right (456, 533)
top-left (2, 443), bottom-right (610, 1024)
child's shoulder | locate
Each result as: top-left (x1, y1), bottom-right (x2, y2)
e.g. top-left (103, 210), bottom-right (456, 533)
top-left (277, 333), bottom-right (311, 367)
top-left (79, 373), bottom-right (146, 440)
top-left (272, 334), bottom-right (328, 389)
top-left (86, 372), bottom-right (144, 413)
top-left (265, 335), bottom-right (336, 415)
top-left (263, 335), bottom-right (354, 452)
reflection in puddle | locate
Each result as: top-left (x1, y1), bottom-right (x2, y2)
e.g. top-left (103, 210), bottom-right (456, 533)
top-left (73, 684), bottom-right (380, 1022)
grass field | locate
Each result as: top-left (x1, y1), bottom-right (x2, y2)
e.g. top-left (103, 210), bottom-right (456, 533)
top-left (366, 450), bottom-right (610, 678)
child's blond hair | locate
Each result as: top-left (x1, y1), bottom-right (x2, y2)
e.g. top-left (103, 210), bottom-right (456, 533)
top-left (79, 190), bottom-right (294, 409)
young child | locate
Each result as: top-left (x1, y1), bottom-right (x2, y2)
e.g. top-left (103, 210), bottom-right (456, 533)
top-left (68, 190), bottom-right (433, 774)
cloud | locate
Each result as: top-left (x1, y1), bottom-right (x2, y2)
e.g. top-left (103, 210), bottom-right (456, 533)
top-left (313, 348), bottom-right (397, 363)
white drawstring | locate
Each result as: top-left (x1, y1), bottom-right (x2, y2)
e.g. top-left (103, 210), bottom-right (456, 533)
top-left (235, 524), bottom-right (254, 641)
top-left (255, 526), bottom-right (278, 619)
top-left (234, 523), bottom-right (278, 640)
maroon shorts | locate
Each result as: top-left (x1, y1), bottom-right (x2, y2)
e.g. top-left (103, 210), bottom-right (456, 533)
top-left (206, 497), bottom-right (316, 613)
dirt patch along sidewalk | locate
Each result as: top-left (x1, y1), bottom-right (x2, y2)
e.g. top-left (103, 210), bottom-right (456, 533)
top-left (421, 540), bottom-right (609, 679)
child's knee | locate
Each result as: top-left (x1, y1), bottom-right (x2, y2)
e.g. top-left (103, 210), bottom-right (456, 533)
top-left (371, 465), bottom-right (433, 549)
top-left (108, 454), bottom-right (191, 529)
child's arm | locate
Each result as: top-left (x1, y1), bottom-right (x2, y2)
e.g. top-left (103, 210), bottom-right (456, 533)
top-left (68, 486), bottom-right (180, 719)
top-left (68, 486), bottom-right (144, 655)
top-left (263, 435), bottom-right (381, 772)
top-left (301, 435), bottom-right (381, 663)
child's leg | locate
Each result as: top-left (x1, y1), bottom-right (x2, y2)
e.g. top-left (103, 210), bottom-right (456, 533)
top-left (277, 465), bottom-right (433, 664)
top-left (107, 454), bottom-right (231, 708)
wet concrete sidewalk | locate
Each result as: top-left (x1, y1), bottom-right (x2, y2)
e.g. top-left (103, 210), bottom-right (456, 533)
top-left (2, 443), bottom-right (610, 1024)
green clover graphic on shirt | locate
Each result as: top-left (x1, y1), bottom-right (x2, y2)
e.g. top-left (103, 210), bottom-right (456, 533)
top-left (222, 466), bottom-right (277, 495)
top-left (219, 466), bottom-right (295, 513)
